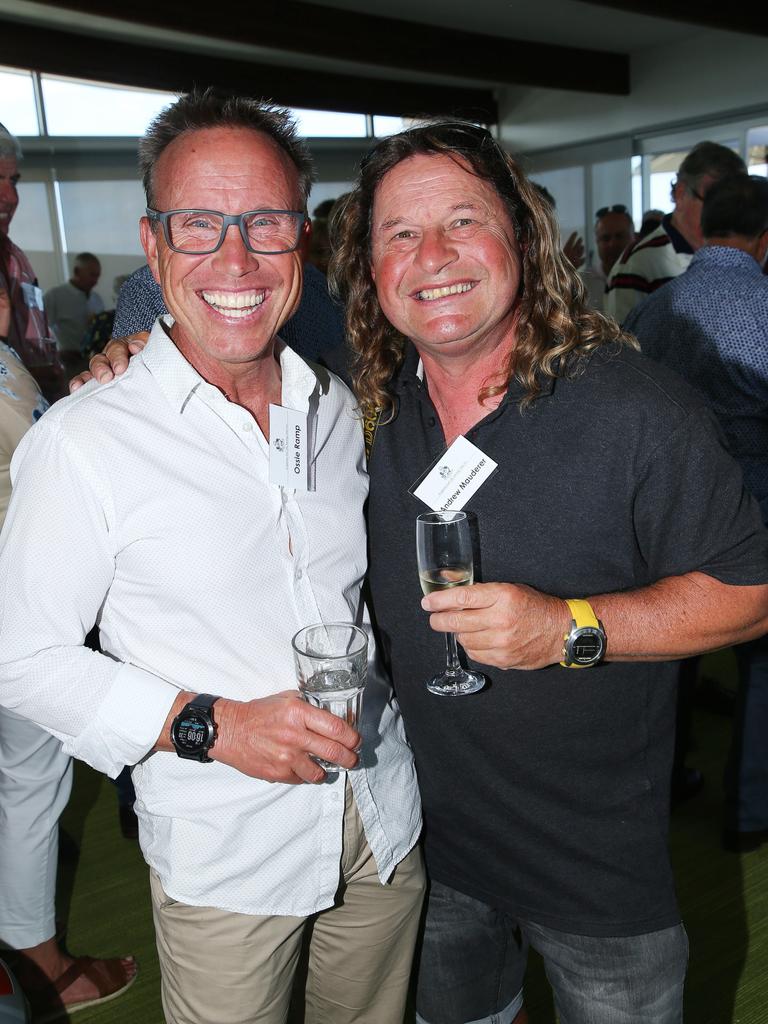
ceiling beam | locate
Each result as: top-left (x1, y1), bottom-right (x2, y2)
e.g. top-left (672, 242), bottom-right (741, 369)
top-left (26, 1), bottom-right (630, 95)
top-left (0, 21), bottom-right (497, 121)
top-left (573, 0), bottom-right (768, 36)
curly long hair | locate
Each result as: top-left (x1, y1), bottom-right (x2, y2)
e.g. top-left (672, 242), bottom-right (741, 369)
top-left (329, 122), bottom-right (634, 416)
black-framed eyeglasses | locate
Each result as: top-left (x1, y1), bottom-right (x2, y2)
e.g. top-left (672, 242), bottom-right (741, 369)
top-left (146, 208), bottom-right (307, 255)
top-left (360, 121), bottom-right (499, 172)
top-left (595, 204), bottom-right (628, 219)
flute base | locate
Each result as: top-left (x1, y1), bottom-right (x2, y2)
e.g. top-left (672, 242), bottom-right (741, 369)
top-left (426, 669), bottom-right (486, 697)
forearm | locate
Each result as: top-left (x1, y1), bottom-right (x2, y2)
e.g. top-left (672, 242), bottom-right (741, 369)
top-left (592, 572), bottom-right (768, 662)
top-left (425, 573), bottom-right (768, 671)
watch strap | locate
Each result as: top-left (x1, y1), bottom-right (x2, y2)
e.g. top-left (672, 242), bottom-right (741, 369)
top-left (189, 693), bottom-right (219, 712)
top-left (564, 598), bottom-right (599, 631)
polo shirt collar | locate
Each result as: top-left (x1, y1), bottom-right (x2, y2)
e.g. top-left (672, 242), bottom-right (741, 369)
top-left (393, 339), bottom-right (555, 401)
top-left (663, 213), bottom-right (695, 255)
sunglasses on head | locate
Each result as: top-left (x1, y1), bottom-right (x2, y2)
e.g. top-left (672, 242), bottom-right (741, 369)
top-left (595, 204), bottom-right (628, 219)
top-left (360, 121), bottom-right (499, 172)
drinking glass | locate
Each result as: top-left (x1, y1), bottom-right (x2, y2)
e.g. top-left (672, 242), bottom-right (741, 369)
top-left (291, 622), bottom-right (368, 771)
top-left (416, 511), bottom-right (485, 696)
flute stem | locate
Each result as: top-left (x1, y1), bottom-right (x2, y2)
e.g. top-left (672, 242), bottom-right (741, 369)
top-left (445, 632), bottom-right (462, 674)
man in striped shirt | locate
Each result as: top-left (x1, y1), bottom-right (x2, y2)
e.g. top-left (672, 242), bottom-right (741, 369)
top-left (605, 141), bottom-right (745, 324)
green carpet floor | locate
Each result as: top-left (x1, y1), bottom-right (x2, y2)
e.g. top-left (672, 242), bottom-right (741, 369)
top-left (56, 654), bottom-right (767, 1023)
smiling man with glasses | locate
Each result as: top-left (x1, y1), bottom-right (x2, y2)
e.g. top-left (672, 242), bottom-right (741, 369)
top-left (0, 91), bottom-right (423, 1024)
top-left (605, 141), bottom-right (746, 324)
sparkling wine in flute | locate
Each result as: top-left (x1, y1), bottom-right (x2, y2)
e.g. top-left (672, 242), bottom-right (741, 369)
top-left (416, 511), bottom-right (485, 697)
top-left (419, 565), bottom-right (473, 595)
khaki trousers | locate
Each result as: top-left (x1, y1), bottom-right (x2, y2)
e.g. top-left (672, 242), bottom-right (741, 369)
top-left (150, 782), bottom-right (425, 1024)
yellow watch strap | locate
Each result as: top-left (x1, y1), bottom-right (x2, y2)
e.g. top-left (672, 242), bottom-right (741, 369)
top-left (564, 598), bottom-right (599, 630)
top-left (560, 598), bottom-right (601, 668)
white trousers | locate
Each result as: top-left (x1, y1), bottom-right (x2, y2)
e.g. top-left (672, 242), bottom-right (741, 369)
top-left (0, 708), bottom-right (72, 948)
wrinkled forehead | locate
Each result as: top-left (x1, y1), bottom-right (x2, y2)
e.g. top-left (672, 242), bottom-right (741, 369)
top-left (372, 151), bottom-right (508, 222)
top-left (153, 126), bottom-right (301, 210)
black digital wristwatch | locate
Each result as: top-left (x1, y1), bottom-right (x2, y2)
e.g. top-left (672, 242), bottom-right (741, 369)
top-left (170, 693), bottom-right (220, 762)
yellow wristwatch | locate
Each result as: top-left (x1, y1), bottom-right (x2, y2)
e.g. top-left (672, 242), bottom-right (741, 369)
top-left (560, 599), bottom-right (606, 668)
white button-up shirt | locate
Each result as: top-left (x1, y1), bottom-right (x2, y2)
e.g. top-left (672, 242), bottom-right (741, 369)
top-left (0, 319), bottom-right (421, 916)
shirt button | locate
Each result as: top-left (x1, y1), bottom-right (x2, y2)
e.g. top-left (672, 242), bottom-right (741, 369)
top-left (295, 568), bottom-right (303, 580)
top-left (428, 416), bottom-right (436, 427)
top-left (242, 422), bottom-right (253, 432)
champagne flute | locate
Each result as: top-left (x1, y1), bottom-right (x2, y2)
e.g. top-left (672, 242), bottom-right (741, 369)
top-left (416, 511), bottom-right (485, 696)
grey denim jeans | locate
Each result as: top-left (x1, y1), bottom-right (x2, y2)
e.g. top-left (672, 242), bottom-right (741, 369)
top-left (416, 880), bottom-right (688, 1024)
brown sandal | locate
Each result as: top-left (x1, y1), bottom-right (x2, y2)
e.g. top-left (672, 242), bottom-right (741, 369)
top-left (32, 955), bottom-right (137, 1023)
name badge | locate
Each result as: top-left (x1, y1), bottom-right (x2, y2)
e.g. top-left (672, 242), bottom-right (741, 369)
top-left (411, 435), bottom-right (498, 512)
top-left (269, 404), bottom-right (310, 490)
top-left (21, 282), bottom-right (44, 311)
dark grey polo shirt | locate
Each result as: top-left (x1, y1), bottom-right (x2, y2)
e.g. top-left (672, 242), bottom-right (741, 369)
top-left (365, 341), bottom-right (768, 937)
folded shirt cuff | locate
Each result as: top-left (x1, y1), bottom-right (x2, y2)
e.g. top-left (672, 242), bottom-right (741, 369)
top-left (62, 662), bottom-right (181, 777)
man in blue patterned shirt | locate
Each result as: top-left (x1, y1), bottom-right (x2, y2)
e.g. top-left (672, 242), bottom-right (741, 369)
top-left (625, 174), bottom-right (768, 853)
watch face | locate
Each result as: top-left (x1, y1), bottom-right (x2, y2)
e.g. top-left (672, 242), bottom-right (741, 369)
top-left (174, 712), bottom-right (212, 753)
top-left (571, 629), bottom-right (604, 665)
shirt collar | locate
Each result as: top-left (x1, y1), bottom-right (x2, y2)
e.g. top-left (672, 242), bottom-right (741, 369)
top-left (393, 339), bottom-right (555, 400)
top-left (691, 244), bottom-right (765, 277)
top-left (662, 213), bottom-right (695, 255)
top-left (140, 315), bottom-right (325, 415)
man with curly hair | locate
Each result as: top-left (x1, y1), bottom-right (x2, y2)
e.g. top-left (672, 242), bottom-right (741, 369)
top-left (328, 123), bottom-right (768, 1024)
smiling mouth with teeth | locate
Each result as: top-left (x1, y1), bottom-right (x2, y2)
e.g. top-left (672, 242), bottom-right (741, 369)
top-left (416, 282), bottom-right (476, 301)
top-left (201, 290), bottom-right (266, 318)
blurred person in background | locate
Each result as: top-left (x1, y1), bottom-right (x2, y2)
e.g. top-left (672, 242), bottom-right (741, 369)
top-left (0, 124), bottom-right (65, 402)
top-left (581, 204), bottom-right (636, 309)
top-left (637, 208), bottom-right (664, 240)
top-left (626, 175), bottom-right (768, 851)
top-left (44, 252), bottom-right (104, 375)
top-left (605, 142), bottom-right (746, 323)
top-left (307, 196), bottom-right (335, 275)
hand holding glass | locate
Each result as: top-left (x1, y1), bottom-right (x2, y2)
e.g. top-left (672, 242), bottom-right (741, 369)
top-left (416, 511), bottom-right (485, 696)
top-left (291, 622), bottom-right (368, 771)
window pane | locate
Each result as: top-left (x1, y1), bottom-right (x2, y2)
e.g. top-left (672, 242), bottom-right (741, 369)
top-left (372, 115), bottom-right (492, 138)
top-left (7, 181), bottom-right (54, 250)
top-left (290, 108), bottom-right (367, 138)
top-left (41, 76), bottom-right (176, 136)
top-left (530, 166), bottom-right (585, 250)
top-left (57, 180), bottom-right (145, 256)
top-left (747, 126), bottom-right (768, 177)
top-left (591, 158), bottom-right (632, 224)
top-left (372, 115), bottom-right (409, 138)
top-left (0, 67), bottom-right (39, 136)
top-left (648, 151), bottom-right (686, 214)
top-left (631, 155), bottom-right (643, 228)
